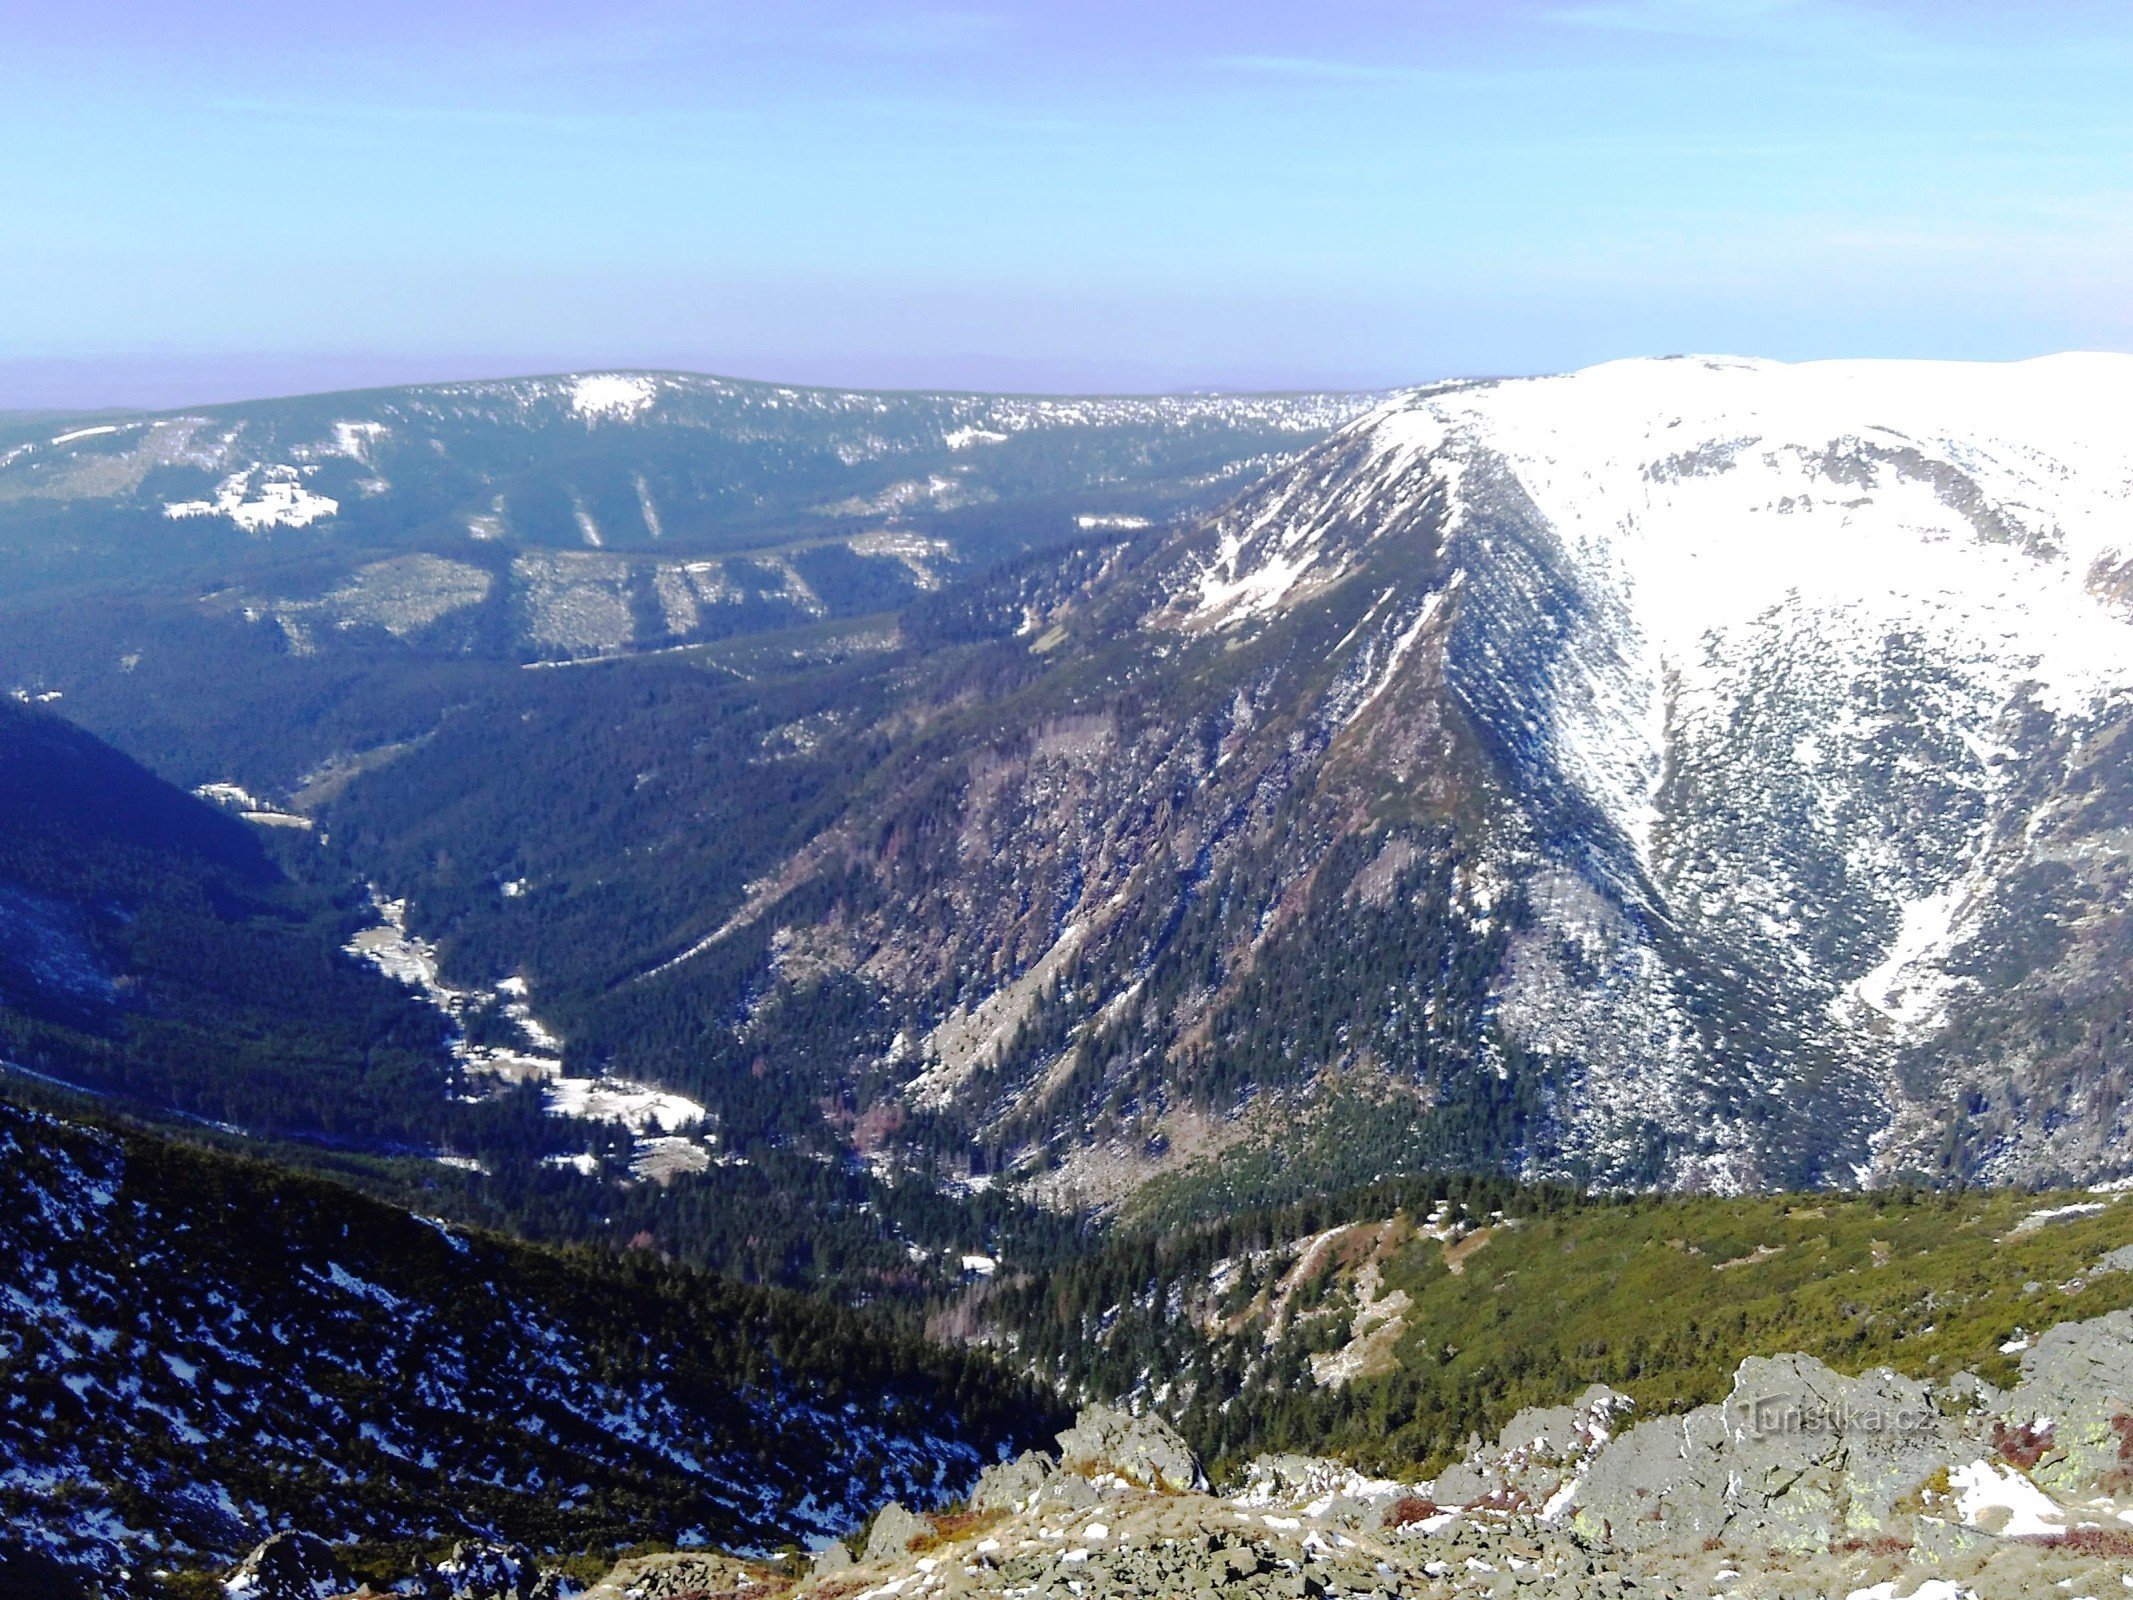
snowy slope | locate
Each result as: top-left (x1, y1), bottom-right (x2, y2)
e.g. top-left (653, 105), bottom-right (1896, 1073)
top-left (1173, 354), bottom-right (2133, 1188)
top-left (0, 1099), bottom-right (1051, 1591)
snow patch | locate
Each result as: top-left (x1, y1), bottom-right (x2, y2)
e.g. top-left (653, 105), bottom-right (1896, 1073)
top-left (568, 373), bottom-right (659, 421)
top-left (164, 465), bottom-right (337, 531)
top-left (1948, 1458), bottom-right (2067, 1538)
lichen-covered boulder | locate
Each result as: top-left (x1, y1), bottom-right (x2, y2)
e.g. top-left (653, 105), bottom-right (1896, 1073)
top-left (1570, 1355), bottom-right (1962, 1550)
top-left (2001, 1306), bottom-right (2133, 1499)
top-left (1054, 1403), bottom-right (1206, 1492)
top-left (971, 1448), bottom-right (1057, 1512)
top-left (862, 1501), bottom-right (930, 1563)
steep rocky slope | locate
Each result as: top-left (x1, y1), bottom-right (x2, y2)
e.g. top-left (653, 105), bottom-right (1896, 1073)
top-left (639, 354), bottom-right (2133, 1199)
top-left (12, 355), bottom-right (2133, 1232)
top-left (0, 1096), bottom-right (1056, 1594)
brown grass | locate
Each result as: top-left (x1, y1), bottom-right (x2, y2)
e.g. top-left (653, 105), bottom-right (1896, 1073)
top-left (910, 1509), bottom-right (1007, 1554)
top-left (1992, 1418), bottom-right (2054, 1469)
top-left (2024, 1527), bottom-right (2133, 1557)
top-left (1381, 1496), bottom-right (1442, 1528)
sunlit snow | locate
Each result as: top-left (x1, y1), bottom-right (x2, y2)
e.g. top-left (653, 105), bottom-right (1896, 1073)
top-left (345, 897), bottom-right (707, 1147)
top-left (164, 465), bottom-right (338, 532)
top-left (568, 373), bottom-right (660, 421)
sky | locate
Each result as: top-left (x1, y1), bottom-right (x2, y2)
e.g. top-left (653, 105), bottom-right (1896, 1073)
top-left (3, 0), bottom-right (2131, 405)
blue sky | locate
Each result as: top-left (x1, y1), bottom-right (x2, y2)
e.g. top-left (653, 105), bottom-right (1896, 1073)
top-left (4, 1), bottom-right (2130, 403)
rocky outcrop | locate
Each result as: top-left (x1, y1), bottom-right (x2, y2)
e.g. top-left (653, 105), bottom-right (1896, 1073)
top-left (808, 1539), bottom-right (854, 1576)
top-left (1054, 1403), bottom-right (1206, 1492)
top-left (1431, 1383), bottom-right (1629, 1515)
top-left (1495, 1317), bottom-right (2133, 1556)
top-left (972, 1448), bottom-right (1060, 1512)
top-left (1998, 1305), bottom-right (2133, 1498)
top-left (223, 1531), bottom-right (350, 1600)
top-left (968, 1407), bottom-right (1208, 1513)
top-left (862, 1501), bottom-right (931, 1562)
top-left (579, 1551), bottom-right (757, 1600)
top-left (432, 1540), bottom-right (558, 1600)
top-left (1567, 1356), bottom-right (1961, 1549)
top-left (799, 1443), bottom-right (2133, 1600)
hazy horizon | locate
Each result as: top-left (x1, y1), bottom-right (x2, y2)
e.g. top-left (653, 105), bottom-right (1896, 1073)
top-left (9, 2), bottom-right (2133, 408)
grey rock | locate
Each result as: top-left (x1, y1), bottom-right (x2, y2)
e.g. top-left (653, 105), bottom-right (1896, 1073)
top-left (2093, 1243), bottom-right (2133, 1276)
top-left (435, 1540), bottom-right (546, 1600)
top-left (1436, 1385), bottom-right (1630, 1514)
top-left (1034, 1472), bottom-right (1102, 1512)
top-left (1238, 1453), bottom-right (1381, 1507)
top-left (580, 1551), bottom-right (747, 1600)
top-left (1054, 1402), bottom-right (1207, 1492)
top-left (1570, 1354), bottom-right (1962, 1550)
top-left (224, 1530), bottom-right (351, 1600)
top-left (972, 1448), bottom-right (1058, 1512)
top-left (864, 1501), bottom-right (930, 1562)
top-left (2003, 1305), bottom-right (2133, 1496)
top-left (809, 1540), bottom-right (854, 1576)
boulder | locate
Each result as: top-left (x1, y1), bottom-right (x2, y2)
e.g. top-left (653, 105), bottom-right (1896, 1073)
top-left (1432, 1384), bottom-right (1629, 1515)
top-left (1238, 1454), bottom-right (1355, 1503)
top-left (224, 1531), bottom-right (351, 1600)
top-left (580, 1551), bottom-right (754, 1599)
top-left (433, 1540), bottom-right (553, 1600)
top-left (1032, 1471), bottom-right (1102, 1512)
top-left (862, 1501), bottom-right (930, 1563)
top-left (1053, 1403), bottom-right (1207, 1492)
top-left (2001, 1306), bottom-right (2133, 1497)
top-left (808, 1540), bottom-right (854, 1576)
top-left (1570, 1355), bottom-right (1963, 1550)
top-left (1236, 1453), bottom-right (1409, 1526)
top-left (2093, 1243), bottom-right (2133, 1277)
top-left (970, 1448), bottom-right (1057, 1512)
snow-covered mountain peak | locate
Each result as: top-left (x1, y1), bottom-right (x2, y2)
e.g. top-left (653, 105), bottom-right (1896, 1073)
top-left (1395, 356), bottom-right (2133, 864)
top-left (1161, 354), bottom-right (2133, 1188)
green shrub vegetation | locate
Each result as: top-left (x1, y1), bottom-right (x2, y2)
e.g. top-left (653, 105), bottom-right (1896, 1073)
top-left (987, 1172), bottom-right (2133, 1479)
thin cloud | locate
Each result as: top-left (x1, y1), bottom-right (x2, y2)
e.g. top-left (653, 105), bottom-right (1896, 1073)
top-left (1545, 0), bottom-right (1825, 38)
top-left (1207, 54), bottom-right (1547, 89)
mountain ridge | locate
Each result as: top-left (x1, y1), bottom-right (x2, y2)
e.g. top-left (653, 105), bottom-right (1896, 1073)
top-left (612, 352), bottom-right (2133, 1202)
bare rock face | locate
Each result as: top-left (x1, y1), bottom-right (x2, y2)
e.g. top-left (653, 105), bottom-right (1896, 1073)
top-left (1568, 1355), bottom-right (1963, 1549)
top-left (862, 1502), bottom-right (930, 1563)
top-left (970, 1448), bottom-right (1058, 1512)
top-left (1053, 1403), bottom-right (1206, 1492)
top-left (223, 1531), bottom-right (351, 1600)
top-left (1431, 1383), bottom-right (1630, 1513)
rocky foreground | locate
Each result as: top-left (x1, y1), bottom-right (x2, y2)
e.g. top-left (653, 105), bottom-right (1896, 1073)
top-left (219, 1311), bottom-right (2133, 1600)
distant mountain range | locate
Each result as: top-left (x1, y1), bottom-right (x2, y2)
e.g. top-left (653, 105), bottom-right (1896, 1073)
top-left (0, 369), bottom-right (1371, 657)
top-left (4, 355), bottom-right (2131, 1247)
